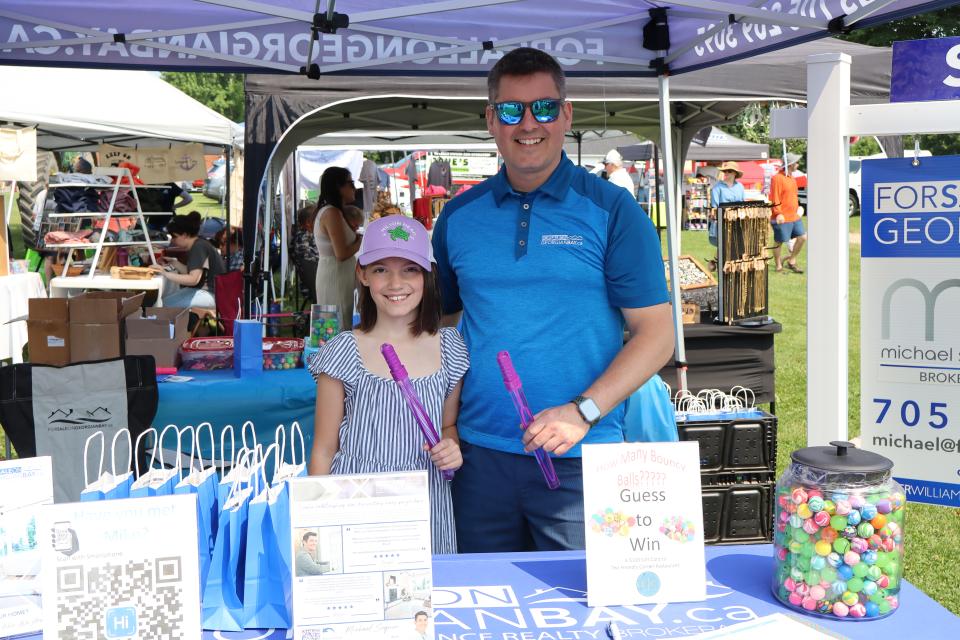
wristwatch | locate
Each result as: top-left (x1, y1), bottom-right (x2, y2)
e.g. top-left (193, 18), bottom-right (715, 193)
top-left (572, 395), bottom-right (602, 427)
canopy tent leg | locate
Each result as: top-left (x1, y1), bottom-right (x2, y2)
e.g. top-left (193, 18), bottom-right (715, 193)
top-left (262, 164), bottom-right (273, 328)
top-left (658, 73), bottom-right (687, 392)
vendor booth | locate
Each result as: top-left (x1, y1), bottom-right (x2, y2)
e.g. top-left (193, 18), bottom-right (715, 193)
top-left (2, 1), bottom-right (958, 638)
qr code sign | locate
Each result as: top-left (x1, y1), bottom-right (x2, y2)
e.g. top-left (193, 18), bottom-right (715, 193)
top-left (54, 557), bottom-right (184, 639)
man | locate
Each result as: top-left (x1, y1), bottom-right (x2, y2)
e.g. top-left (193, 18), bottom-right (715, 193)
top-left (602, 149), bottom-right (635, 196)
top-left (295, 531), bottom-right (330, 576)
top-left (410, 611), bottom-right (429, 639)
top-left (770, 152), bottom-right (806, 273)
top-left (431, 48), bottom-right (673, 553)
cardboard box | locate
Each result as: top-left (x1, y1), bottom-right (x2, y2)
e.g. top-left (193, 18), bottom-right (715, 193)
top-left (68, 291), bottom-right (145, 363)
top-left (26, 298), bottom-right (71, 366)
top-left (124, 307), bottom-right (189, 368)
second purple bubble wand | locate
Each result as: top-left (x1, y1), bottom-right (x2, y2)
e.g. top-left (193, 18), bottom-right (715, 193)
top-left (381, 343), bottom-right (455, 482)
top-left (496, 351), bottom-right (560, 490)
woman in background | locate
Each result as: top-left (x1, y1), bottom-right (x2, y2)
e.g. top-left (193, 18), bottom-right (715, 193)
top-left (313, 167), bottom-right (362, 328)
top-left (152, 211), bottom-right (226, 307)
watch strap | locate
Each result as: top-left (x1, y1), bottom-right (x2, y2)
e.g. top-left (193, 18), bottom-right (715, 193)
top-left (572, 395), bottom-right (601, 427)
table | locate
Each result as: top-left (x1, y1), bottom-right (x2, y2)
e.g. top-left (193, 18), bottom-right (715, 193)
top-left (659, 321), bottom-right (781, 407)
top-left (0, 272), bottom-right (45, 364)
top-left (49, 274), bottom-right (165, 305)
top-left (20, 545), bottom-right (958, 639)
top-left (155, 368), bottom-right (317, 464)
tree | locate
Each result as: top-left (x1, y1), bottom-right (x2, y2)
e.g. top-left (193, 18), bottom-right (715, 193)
top-left (722, 102), bottom-right (808, 169)
top-left (843, 7), bottom-right (960, 46)
top-left (845, 9), bottom-right (960, 156)
top-left (160, 72), bottom-right (244, 122)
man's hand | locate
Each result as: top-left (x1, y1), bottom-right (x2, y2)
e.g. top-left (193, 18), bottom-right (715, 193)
top-left (775, 213), bottom-right (786, 224)
top-left (426, 438), bottom-right (462, 471)
top-left (522, 403), bottom-right (589, 456)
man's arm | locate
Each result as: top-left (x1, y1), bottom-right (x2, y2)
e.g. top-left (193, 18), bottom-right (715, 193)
top-left (295, 551), bottom-right (325, 576)
top-left (522, 303), bottom-right (674, 455)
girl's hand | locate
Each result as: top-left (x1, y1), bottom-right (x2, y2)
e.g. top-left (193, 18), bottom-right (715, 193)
top-left (425, 438), bottom-right (462, 472)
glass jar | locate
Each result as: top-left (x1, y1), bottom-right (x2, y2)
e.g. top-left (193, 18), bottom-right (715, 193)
top-left (772, 441), bottom-right (905, 620)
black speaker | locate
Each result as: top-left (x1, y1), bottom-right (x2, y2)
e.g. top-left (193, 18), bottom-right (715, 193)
top-left (643, 8), bottom-right (670, 52)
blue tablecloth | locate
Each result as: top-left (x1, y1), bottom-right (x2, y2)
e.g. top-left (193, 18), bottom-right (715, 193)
top-left (154, 368), bottom-right (316, 466)
top-left (198, 544), bottom-right (956, 639)
top-left (21, 545), bottom-right (957, 639)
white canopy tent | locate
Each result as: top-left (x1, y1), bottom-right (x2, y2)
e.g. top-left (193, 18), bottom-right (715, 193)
top-left (0, 66), bottom-right (239, 152)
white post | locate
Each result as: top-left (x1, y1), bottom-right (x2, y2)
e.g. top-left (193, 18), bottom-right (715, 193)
top-left (262, 165), bottom-right (272, 329)
top-left (806, 53), bottom-right (851, 445)
top-left (658, 73), bottom-right (688, 391)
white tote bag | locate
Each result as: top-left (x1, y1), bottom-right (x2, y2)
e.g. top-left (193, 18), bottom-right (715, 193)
top-left (0, 127), bottom-right (37, 181)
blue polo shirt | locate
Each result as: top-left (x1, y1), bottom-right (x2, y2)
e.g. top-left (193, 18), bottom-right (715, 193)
top-left (432, 154), bottom-right (669, 457)
top-left (710, 180), bottom-right (745, 207)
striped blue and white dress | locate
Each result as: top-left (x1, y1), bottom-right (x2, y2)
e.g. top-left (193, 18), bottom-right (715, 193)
top-left (308, 327), bottom-right (469, 554)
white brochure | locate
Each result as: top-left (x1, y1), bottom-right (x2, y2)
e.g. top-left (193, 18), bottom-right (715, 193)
top-left (583, 441), bottom-right (706, 607)
top-left (38, 493), bottom-right (201, 640)
top-left (0, 456), bottom-right (53, 639)
top-left (289, 471), bottom-right (434, 640)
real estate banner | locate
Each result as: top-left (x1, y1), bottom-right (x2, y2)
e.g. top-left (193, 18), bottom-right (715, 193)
top-left (860, 155), bottom-right (960, 507)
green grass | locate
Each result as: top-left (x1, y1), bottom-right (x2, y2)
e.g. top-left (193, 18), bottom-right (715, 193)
top-left (669, 216), bottom-right (960, 615)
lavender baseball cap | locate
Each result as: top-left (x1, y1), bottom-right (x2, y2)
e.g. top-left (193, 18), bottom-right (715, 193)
top-left (357, 215), bottom-right (434, 271)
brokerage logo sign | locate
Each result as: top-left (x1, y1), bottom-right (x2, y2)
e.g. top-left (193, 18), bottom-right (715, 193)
top-left (892, 36), bottom-right (960, 103)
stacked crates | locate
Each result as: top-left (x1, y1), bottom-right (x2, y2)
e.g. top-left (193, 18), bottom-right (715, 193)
top-left (677, 412), bottom-right (777, 544)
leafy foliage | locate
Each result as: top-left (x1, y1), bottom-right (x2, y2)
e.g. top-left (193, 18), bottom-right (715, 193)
top-left (160, 72), bottom-right (244, 122)
top-left (843, 7), bottom-right (960, 46)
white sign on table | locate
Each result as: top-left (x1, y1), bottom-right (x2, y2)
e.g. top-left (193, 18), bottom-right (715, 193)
top-left (860, 156), bottom-right (960, 508)
top-left (38, 494), bottom-right (201, 640)
top-left (289, 471), bottom-right (434, 640)
top-left (0, 456), bottom-right (52, 639)
top-left (583, 441), bottom-right (706, 607)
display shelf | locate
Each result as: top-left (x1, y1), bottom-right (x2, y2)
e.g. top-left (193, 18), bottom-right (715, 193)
top-left (42, 167), bottom-right (164, 279)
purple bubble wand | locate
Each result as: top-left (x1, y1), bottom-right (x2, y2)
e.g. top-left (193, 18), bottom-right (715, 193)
top-left (496, 351), bottom-right (560, 490)
top-left (381, 343), bottom-right (455, 482)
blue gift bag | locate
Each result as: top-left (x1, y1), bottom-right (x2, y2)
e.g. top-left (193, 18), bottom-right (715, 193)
top-left (130, 424), bottom-right (181, 498)
top-left (623, 374), bottom-right (679, 443)
top-left (243, 483), bottom-right (291, 628)
top-left (202, 474), bottom-right (252, 631)
top-left (175, 424), bottom-right (219, 588)
top-left (233, 318), bottom-right (263, 378)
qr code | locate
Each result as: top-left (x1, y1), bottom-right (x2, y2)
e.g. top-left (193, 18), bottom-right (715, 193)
top-left (54, 557), bottom-right (184, 639)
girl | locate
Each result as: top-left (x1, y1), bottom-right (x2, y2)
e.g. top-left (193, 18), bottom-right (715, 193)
top-left (153, 211), bottom-right (226, 307)
top-left (308, 215), bottom-right (468, 554)
top-left (313, 167), bottom-right (362, 329)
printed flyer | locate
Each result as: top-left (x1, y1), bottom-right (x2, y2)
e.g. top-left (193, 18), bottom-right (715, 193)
top-left (0, 456), bottom-right (53, 639)
top-left (583, 441), bottom-right (706, 607)
top-left (289, 471), bottom-right (433, 640)
top-left (38, 494), bottom-right (201, 640)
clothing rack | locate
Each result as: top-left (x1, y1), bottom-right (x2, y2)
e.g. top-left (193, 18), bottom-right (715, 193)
top-left (716, 201), bottom-right (772, 324)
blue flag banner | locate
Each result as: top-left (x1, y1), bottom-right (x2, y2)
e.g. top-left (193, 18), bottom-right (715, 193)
top-left (891, 36), bottom-right (960, 103)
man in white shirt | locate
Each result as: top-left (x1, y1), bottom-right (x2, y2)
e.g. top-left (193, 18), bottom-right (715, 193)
top-left (603, 149), bottom-right (635, 197)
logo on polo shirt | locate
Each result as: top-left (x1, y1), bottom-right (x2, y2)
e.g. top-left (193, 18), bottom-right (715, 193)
top-left (540, 234), bottom-right (583, 246)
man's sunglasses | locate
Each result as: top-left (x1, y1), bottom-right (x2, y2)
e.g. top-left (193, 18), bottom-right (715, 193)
top-left (490, 98), bottom-right (564, 125)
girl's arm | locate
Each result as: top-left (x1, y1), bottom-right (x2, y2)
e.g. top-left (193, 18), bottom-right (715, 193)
top-left (319, 207), bottom-right (362, 262)
top-left (428, 380), bottom-right (464, 471)
top-left (308, 373), bottom-right (345, 475)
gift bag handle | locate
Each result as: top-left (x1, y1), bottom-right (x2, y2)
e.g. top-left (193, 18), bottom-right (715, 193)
top-left (180, 425), bottom-right (197, 478)
top-left (155, 424), bottom-right (182, 475)
top-left (241, 420), bottom-right (258, 453)
top-left (196, 421), bottom-right (216, 472)
top-left (290, 421), bottom-right (305, 466)
top-left (134, 427), bottom-right (158, 478)
top-left (83, 430), bottom-right (105, 486)
top-left (274, 424), bottom-right (287, 469)
top-left (220, 423), bottom-right (236, 473)
top-left (111, 429), bottom-right (133, 477)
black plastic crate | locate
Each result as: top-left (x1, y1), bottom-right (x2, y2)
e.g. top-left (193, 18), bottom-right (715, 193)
top-left (701, 479), bottom-right (774, 545)
top-left (678, 412), bottom-right (777, 473)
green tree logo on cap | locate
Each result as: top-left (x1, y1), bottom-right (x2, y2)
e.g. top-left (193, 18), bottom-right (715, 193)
top-left (388, 224), bottom-right (411, 241)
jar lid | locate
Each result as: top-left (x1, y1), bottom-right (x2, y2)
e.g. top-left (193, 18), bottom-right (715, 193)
top-left (790, 441), bottom-right (893, 473)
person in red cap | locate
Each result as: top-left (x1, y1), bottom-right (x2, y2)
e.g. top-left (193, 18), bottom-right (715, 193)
top-left (770, 153), bottom-right (806, 273)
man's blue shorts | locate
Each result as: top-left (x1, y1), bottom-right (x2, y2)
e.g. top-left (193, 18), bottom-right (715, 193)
top-left (772, 219), bottom-right (806, 243)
